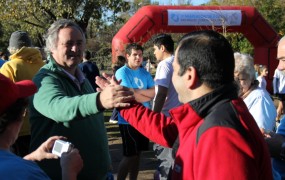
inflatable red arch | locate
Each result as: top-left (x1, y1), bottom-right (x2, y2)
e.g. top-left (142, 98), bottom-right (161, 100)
top-left (112, 5), bottom-right (279, 92)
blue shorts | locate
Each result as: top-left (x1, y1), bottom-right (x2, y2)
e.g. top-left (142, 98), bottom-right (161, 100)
top-left (119, 124), bottom-right (149, 156)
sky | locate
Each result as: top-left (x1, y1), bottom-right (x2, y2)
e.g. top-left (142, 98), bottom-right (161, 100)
top-left (192, 0), bottom-right (210, 5)
top-left (151, 0), bottom-right (210, 5)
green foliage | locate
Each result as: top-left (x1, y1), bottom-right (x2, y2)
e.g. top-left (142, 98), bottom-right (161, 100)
top-left (207, 0), bottom-right (285, 54)
top-left (225, 33), bottom-right (253, 54)
top-left (0, 0), bottom-right (131, 49)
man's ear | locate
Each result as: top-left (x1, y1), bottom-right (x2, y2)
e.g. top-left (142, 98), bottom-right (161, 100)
top-left (125, 54), bottom-right (130, 62)
top-left (160, 45), bottom-right (166, 52)
top-left (185, 67), bottom-right (199, 89)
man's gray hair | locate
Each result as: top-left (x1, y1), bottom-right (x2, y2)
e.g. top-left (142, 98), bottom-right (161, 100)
top-left (44, 19), bottom-right (86, 54)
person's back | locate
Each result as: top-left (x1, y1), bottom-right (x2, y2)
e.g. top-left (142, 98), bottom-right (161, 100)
top-left (0, 150), bottom-right (49, 180)
top-left (0, 31), bottom-right (44, 82)
top-left (78, 50), bottom-right (100, 91)
top-left (1, 47), bottom-right (44, 82)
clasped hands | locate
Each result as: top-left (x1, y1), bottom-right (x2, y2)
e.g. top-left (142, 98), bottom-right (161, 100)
top-left (96, 73), bottom-right (135, 109)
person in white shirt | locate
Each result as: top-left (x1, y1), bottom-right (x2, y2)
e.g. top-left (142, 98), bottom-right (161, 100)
top-left (273, 68), bottom-right (285, 120)
top-left (152, 34), bottom-right (181, 180)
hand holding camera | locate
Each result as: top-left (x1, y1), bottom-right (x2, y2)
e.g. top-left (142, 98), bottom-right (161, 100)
top-left (52, 139), bottom-right (74, 157)
top-left (24, 136), bottom-right (66, 161)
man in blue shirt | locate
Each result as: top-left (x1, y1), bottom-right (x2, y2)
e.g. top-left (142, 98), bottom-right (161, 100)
top-left (115, 43), bottom-right (155, 180)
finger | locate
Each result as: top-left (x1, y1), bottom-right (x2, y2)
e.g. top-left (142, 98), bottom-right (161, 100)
top-left (116, 95), bottom-right (135, 103)
top-left (45, 153), bottom-right (59, 159)
top-left (48, 136), bottom-right (65, 141)
top-left (102, 72), bottom-right (112, 80)
top-left (45, 136), bottom-right (66, 150)
top-left (111, 76), bottom-right (120, 85)
top-left (113, 85), bottom-right (133, 93)
top-left (114, 102), bottom-right (132, 108)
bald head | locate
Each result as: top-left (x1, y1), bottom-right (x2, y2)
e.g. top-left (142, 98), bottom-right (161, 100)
top-left (277, 36), bottom-right (285, 70)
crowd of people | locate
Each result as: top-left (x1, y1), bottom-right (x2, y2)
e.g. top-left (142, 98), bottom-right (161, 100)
top-left (1, 18), bottom-right (285, 180)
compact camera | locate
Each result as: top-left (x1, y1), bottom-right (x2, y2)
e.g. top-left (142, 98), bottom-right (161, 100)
top-left (52, 139), bottom-right (73, 157)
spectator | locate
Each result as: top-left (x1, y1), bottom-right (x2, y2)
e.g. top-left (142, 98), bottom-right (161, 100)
top-left (0, 73), bottom-right (83, 180)
top-left (254, 63), bottom-right (259, 78)
top-left (97, 30), bottom-right (273, 180)
top-left (78, 50), bottom-right (100, 91)
top-left (256, 64), bottom-right (268, 90)
top-left (151, 33), bottom-right (181, 180)
top-left (0, 30), bottom-right (45, 157)
top-left (234, 52), bottom-right (276, 134)
top-left (29, 19), bottom-right (134, 179)
top-left (115, 43), bottom-right (155, 180)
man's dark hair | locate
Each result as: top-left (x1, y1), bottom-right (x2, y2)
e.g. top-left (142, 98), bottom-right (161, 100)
top-left (176, 30), bottom-right (235, 89)
top-left (0, 98), bottom-right (28, 134)
top-left (152, 34), bottom-right (174, 54)
top-left (83, 50), bottom-right (91, 60)
top-left (125, 43), bottom-right (143, 55)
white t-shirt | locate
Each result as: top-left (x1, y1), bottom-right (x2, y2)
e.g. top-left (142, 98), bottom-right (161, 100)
top-left (257, 76), bottom-right (267, 90)
top-left (154, 56), bottom-right (181, 116)
top-left (273, 69), bottom-right (285, 94)
top-left (244, 87), bottom-right (276, 131)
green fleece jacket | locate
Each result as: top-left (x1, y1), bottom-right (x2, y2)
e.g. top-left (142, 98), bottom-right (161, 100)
top-left (29, 55), bottom-right (110, 180)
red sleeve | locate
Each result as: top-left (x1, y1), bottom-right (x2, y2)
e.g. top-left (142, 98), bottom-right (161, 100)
top-left (120, 103), bottom-right (178, 147)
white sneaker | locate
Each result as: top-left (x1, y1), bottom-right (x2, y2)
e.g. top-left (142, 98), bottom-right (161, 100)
top-left (109, 119), bottom-right (118, 124)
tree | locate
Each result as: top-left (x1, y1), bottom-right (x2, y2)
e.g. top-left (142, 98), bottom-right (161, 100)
top-left (207, 0), bottom-right (285, 54)
top-left (0, 0), bottom-right (130, 47)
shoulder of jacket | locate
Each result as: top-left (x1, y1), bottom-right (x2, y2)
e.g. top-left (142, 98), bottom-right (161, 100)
top-left (196, 101), bottom-right (246, 144)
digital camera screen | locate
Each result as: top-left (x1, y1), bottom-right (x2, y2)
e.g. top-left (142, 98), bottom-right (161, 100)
top-left (54, 142), bottom-right (63, 152)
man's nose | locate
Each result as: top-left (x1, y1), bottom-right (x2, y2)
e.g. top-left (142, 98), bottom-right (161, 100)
top-left (71, 44), bottom-right (81, 51)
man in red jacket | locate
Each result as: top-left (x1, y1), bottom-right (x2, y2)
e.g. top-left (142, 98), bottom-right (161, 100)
top-left (97, 30), bottom-right (273, 180)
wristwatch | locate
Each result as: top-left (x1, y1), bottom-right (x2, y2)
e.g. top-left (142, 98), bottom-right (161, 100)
top-left (280, 142), bottom-right (285, 161)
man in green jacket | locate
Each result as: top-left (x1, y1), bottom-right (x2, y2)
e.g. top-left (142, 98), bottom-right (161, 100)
top-left (29, 19), bottom-right (134, 180)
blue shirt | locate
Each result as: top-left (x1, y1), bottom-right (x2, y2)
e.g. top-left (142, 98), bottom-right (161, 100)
top-left (0, 150), bottom-right (50, 180)
top-left (272, 119), bottom-right (285, 180)
top-left (115, 65), bottom-right (154, 124)
top-left (78, 61), bottom-right (100, 91)
top-left (0, 59), bottom-right (6, 68)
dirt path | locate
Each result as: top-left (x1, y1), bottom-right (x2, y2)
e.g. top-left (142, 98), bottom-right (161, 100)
top-left (106, 121), bottom-right (158, 180)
